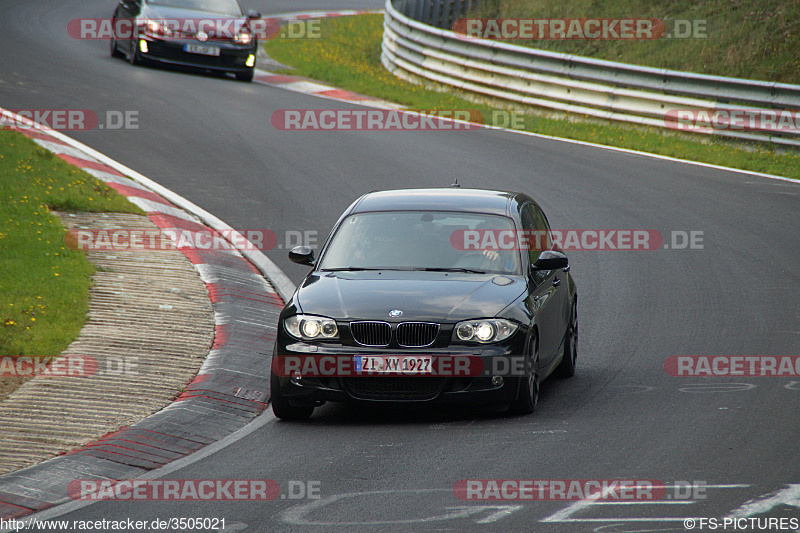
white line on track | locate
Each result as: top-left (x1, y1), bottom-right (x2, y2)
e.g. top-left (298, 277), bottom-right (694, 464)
top-left (2, 411), bottom-right (277, 527)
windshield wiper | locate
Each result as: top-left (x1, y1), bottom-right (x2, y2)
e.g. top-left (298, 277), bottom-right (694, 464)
top-left (321, 267), bottom-right (414, 272)
top-left (412, 267), bottom-right (488, 274)
top-left (321, 266), bottom-right (489, 274)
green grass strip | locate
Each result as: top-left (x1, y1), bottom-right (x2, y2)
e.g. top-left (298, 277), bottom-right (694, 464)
top-left (469, 0), bottom-right (800, 84)
top-left (0, 129), bottom-right (143, 356)
top-left (263, 14), bottom-right (799, 180)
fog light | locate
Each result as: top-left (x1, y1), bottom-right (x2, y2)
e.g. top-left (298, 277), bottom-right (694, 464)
top-left (290, 371), bottom-right (301, 384)
top-left (139, 40), bottom-right (148, 53)
top-left (245, 54), bottom-right (255, 67)
top-left (491, 376), bottom-right (503, 387)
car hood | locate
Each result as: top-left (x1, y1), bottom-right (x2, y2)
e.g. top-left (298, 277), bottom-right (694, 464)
top-left (295, 271), bottom-right (526, 322)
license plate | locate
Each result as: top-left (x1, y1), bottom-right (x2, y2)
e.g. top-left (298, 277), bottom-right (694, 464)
top-left (184, 44), bottom-right (220, 56)
top-left (355, 355), bottom-right (432, 374)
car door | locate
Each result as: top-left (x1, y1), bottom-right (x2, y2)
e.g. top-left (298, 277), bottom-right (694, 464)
top-left (521, 203), bottom-right (564, 368)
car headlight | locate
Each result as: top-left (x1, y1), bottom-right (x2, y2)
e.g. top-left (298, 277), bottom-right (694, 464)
top-left (453, 319), bottom-right (517, 343)
top-left (234, 31), bottom-right (252, 44)
top-left (285, 314), bottom-right (339, 341)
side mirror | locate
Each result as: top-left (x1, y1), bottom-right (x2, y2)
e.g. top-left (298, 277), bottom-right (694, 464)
top-left (531, 250), bottom-right (569, 271)
top-left (289, 246), bottom-right (315, 266)
top-left (247, 9), bottom-right (261, 19)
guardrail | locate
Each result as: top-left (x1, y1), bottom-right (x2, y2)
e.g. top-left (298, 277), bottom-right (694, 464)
top-left (381, 0), bottom-right (800, 147)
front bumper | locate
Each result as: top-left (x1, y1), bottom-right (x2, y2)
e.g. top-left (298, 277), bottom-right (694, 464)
top-left (273, 340), bottom-right (529, 406)
top-left (137, 36), bottom-right (256, 73)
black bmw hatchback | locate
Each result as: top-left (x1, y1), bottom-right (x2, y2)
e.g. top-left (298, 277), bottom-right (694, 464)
top-left (270, 188), bottom-right (578, 420)
top-left (110, 0), bottom-right (261, 81)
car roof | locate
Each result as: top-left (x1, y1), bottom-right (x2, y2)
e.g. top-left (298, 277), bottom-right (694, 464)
top-left (350, 188), bottom-right (532, 217)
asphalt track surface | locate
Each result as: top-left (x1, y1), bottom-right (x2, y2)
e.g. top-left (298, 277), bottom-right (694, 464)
top-left (1, 0), bottom-right (799, 531)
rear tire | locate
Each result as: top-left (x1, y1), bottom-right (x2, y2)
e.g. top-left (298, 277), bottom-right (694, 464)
top-left (555, 300), bottom-right (578, 378)
top-left (270, 373), bottom-right (314, 421)
top-left (509, 337), bottom-right (539, 415)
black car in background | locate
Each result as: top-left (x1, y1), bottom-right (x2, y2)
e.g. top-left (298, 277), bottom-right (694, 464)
top-left (110, 0), bottom-right (260, 81)
top-left (270, 188), bottom-right (578, 420)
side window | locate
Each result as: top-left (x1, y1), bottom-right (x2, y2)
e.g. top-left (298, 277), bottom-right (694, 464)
top-left (521, 203), bottom-right (552, 284)
top-left (531, 205), bottom-right (553, 249)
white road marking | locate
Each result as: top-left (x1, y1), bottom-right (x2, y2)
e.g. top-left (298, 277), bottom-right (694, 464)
top-left (32, 138), bottom-right (98, 161)
top-left (281, 489), bottom-right (521, 526)
top-left (613, 385), bottom-right (655, 394)
top-left (83, 169), bottom-right (151, 191)
top-left (281, 81), bottom-right (339, 94)
top-left (726, 484), bottom-right (800, 518)
top-left (589, 502), bottom-right (695, 505)
top-left (472, 505), bottom-right (524, 523)
top-left (126, 197), bottom-right (201, 222)
top-left (593, 524), bottom-right (685, 533)
top-left (542, 484), bottom-right (750, 524)
top-left (2, 410), bottom-right (277, 530)
top-left (678, 383), bottom-right (756, 393)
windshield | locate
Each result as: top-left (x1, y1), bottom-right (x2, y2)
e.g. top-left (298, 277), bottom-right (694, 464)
top-left (148, 0), bottom-right (243, 16)
top-left (319, 211), bottom-right (521, 274)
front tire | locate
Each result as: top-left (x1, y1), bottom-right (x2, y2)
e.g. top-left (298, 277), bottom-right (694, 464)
top-left (235, 68), bottom-right (254, 82)
top-left (270, 373), bottom-right (314, 421)
top-left (110, 32), bottom-right (123, 58)
top-left (509, 337), bottom-right (539, 415)
top-left (128, 34), bottom-right (142, 65)
top-left (555, 300), bottom-right (578, 378)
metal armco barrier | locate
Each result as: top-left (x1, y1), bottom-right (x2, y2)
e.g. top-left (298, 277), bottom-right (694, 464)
top-left (381, 0), bottom-right (800, 147)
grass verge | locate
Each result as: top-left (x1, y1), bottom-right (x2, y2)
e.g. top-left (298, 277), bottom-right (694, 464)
top-left (468, 0), bottom-right (800, 84)
top-left (0, 129), bottom-right (143, 389)
top-left (262, 14), bottom-right (799, 180)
